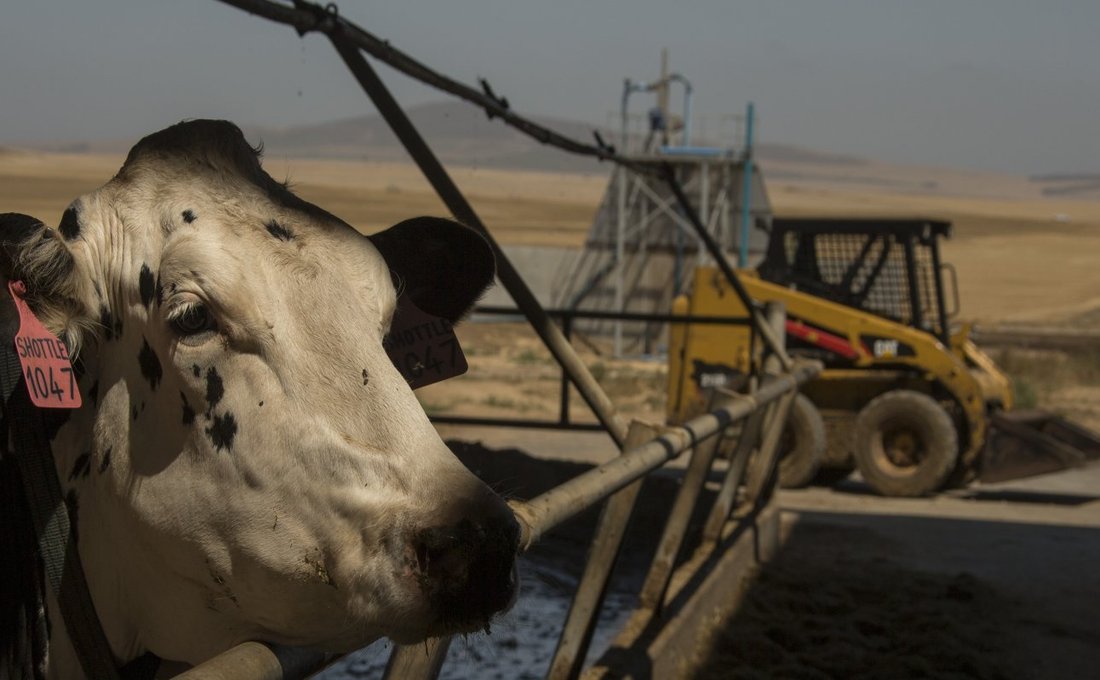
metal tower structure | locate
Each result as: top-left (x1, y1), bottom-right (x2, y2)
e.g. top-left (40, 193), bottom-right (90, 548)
top-left (553, 63), bottom-right (772, 357)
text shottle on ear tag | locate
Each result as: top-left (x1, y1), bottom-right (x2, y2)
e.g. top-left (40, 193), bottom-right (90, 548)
top-left (384, 299), bottom-right (468, 390)
top-left (8, 281), bottom-right (82, 408)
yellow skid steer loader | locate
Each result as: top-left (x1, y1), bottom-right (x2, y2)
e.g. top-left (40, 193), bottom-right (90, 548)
top-left (667, 218), bottom-right (1100, 496)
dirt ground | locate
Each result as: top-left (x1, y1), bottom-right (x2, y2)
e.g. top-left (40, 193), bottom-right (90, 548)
top-left (716, 469), bottom-right (1100, 680)
top-left (6, 149), bottom-right (1100, 678)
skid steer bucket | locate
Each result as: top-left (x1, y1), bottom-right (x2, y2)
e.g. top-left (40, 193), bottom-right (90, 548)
top-left (979, 409), bottom-right (1100, 483)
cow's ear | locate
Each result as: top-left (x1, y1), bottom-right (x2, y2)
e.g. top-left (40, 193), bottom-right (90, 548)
top-left (369, 216), bottom-right (496, 323)
top-left (0, 213), bottom-right (85, 351)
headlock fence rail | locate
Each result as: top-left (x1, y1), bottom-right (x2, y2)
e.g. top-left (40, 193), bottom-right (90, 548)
top-left (176, 2), bottom-right (825, 677)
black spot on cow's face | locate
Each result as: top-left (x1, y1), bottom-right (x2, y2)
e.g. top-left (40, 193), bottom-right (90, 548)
top-left (138, 338), bottom-right (163, 390)
top-left (98, 447), bottom-right (112, 474)
top-left (58, 206), bottom-right (81, 240)
top-left (181, 391), bottom-right (196, 426)
top-left (192, 364), bottom-right (201, 378)
top-left (265, 219), bottom-right (294, 242)
top-left (362, 368), bottom-right (370, 385)
top-left (182, 209), bottom-right (196, 224)
top-left (139, 264), bottom-right (156, 308)
top-left (205, 367), bottom-right (224, 409)
top-left (68, 452), bottom-right (91, 481)
top-left (206, 412), bottom-right (238, 452)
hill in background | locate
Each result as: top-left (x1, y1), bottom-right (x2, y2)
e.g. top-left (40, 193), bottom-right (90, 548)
top-left (24, 100), bottom-right (867, 175)
top-left (17, 100), bottom-right (1100, 200)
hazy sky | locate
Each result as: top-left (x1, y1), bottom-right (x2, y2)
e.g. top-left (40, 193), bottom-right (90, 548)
top-left (1, 1), bottom-right (1097, 174)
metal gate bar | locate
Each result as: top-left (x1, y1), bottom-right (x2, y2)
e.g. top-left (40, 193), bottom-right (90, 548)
top-left (701, 406), bottom-right (764, 544)
top-left (637, 431), bottom-right (724, 613)
top-left (327, 34), bottom-right (631, 448)
top-left (547, 422), bottom-right (660, 680)
top-left (745, 392), bottom-right (797, 504)
top-left (509, 361), bottom-right (815, 548)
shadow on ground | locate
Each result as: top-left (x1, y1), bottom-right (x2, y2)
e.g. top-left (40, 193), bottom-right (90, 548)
top-left (695, 512), bottom-right (1100, 680)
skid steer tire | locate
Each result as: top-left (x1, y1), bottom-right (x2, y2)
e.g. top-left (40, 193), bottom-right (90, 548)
top-left (853, 390), bottom-right (958, 497)
top-left (777, 394), bottom-right (827, 489)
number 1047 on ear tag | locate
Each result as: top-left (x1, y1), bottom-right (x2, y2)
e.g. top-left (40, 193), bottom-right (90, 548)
top-left (8, 280), bottom-right (82, 408)
top-left (384, 299), bottom-right (469, 390)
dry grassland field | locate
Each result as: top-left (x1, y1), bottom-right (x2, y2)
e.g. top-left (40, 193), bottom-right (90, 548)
top-left (7, 149), bottom-right (1096, 428)
top-left (5, 149), bottom-right (1100, 678)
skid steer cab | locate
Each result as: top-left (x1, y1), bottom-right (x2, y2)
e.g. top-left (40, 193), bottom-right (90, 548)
top-left (667, 217), bottom-right (1100, 497)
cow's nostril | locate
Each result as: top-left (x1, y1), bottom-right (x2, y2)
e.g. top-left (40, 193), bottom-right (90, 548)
top-left (411, 508), bottom-right (520, 631)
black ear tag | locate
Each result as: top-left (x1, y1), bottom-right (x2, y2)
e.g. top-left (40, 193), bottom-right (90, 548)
top-left (383, 298), bottom-right (468, 390)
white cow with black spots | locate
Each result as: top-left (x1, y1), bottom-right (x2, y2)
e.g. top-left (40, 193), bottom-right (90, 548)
top-left (0, 120), bottom-right (518, 679)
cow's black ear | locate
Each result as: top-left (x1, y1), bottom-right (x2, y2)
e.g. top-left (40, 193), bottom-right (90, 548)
top-left (0, 213), bottom-right (55, 278)
top-left (368, 216), bottom-right (495, 323)
top-left (0, 213), bottom-right (83, 349)
top-left (0, 212), bottom-right (77, 297)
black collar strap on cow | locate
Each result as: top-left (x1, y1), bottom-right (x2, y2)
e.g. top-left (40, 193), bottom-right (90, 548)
top-left (0, 286), bottom-right (159, 680)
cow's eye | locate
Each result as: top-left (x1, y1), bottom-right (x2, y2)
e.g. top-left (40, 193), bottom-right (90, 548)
top-left (170, 303), bottom-right (216, 337)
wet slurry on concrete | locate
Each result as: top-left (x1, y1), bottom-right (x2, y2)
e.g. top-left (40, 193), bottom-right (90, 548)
top-left (319, 556), bottom-right (637, 679)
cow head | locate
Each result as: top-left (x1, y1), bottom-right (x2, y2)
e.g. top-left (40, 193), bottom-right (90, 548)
top-left (0, 120), bottom-right (518, 674)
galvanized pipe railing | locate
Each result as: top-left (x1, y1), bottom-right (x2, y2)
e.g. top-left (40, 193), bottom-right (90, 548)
top-left (547, 421), bottom-right (660, 680)
top-left (509, 360), bottom-right (816, 548)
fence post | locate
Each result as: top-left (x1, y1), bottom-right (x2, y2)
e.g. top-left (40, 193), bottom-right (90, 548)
top-left (700, 401), bottom-right (765, 545)
top-left (559, 312), bottom-right (573, 426)
top-left (744, 302), bottom-right (794, 503)
top-left (637, 427), bottom-right (725, 613)
top-left (547, 421), bottom-right (661, 680)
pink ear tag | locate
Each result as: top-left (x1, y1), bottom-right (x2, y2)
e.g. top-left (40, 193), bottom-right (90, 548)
top-left (384, 299), bottom-right (468, 390)
top-left (8, 281), bottom-right (82, 408)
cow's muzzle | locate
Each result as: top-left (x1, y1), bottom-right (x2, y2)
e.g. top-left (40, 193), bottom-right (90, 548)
top-left (412, 496), bottom-right (520, 632)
